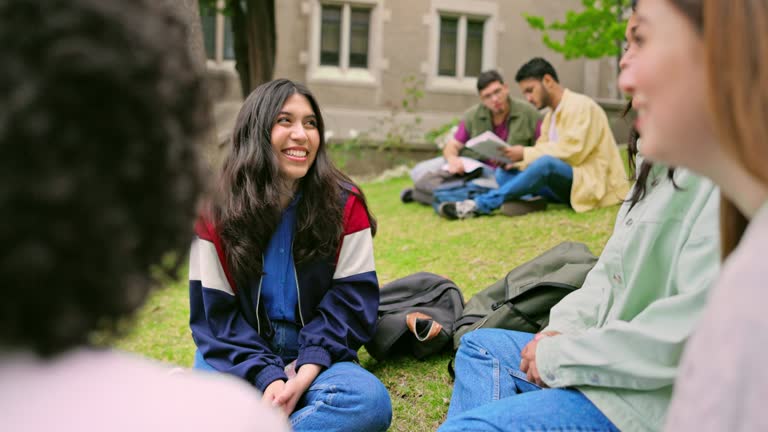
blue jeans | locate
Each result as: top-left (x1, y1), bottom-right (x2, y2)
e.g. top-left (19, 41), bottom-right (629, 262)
top-left (474, 155), bottom-right (573, 214)
top-left (439, 329), bottom-right (619, 432)
top-left (194, 321), bottom-right (392, 432)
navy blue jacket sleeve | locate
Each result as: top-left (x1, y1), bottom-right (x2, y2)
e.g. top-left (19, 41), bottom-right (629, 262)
top-left (296, 194), bottom-right (380, 369)
top-left (188, 235), bottom-right (288, 392)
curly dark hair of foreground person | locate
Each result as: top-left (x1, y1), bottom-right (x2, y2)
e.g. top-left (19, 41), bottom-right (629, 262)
top-left (0, 0), bottom-right (211, 356)
top-left (214, 79), bottom-right (376, 287)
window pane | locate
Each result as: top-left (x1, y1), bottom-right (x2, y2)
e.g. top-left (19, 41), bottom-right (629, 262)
top-left (438, 16), bottom-right (458, 76)
top-left (465, 19), bottom-right (484, 77)
top-left (349, 8), bottom-right (370, 68)
top-left (321, 5), bottom-right (342, 66)
top-left (200, 6), bottom-right (216, 60)
top-left (223, 15), bottom-right (235, 60)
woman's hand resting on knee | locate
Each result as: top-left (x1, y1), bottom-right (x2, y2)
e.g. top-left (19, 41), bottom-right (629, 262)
top-left (519, 331), bottom-right (561, 387)
top-left (267, 364), bottom-right (322, 416)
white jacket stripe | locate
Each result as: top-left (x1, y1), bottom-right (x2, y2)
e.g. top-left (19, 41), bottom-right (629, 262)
top-left (333, 228), bottom-right (375, 280)
top-left (189, 237), bottom-right (235, 296)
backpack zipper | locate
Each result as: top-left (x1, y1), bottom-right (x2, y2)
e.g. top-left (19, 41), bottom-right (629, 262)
top-left (502, 281), bottom-right (578, 305)
top-left (380, 280), bottom-right (459, 307)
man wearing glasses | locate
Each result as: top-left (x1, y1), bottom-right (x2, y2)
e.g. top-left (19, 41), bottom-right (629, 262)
top-left (438, 58), bottom-right (629, 220)
top-left (404, 70), bottom-right (541, 211)
top-left (441, 70), bottom-right (541, 176)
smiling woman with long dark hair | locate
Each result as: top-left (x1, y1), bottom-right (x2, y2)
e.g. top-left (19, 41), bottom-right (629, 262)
top-left (437, 2), bottom-right (722, 430)
top-left (188, 78), bottom-right (392, 431)
top-left (629, 0), bottom-right (768, 430)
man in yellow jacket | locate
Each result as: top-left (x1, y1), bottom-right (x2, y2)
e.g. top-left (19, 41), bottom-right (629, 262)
top-left (439, 58), bottom-right (629, 219)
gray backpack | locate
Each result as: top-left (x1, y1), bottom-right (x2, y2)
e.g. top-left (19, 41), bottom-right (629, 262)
top-left (452, 242), bottom-right (598, 349)
top-left (366, 272), bottom-right (465, 360)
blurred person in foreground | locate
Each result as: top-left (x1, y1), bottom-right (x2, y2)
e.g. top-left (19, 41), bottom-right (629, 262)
top-left (629, 0), bottom-right (768, 430)
top-left (0, 0), bottom-right (288, 430)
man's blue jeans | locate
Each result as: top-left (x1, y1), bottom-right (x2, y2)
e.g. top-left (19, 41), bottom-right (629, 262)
top-left (194, 321), bottom-right (392, 432)
top-left (474, 155), bottom-right (573, 214)
top-left (439, 329), bottom-right (619, 432)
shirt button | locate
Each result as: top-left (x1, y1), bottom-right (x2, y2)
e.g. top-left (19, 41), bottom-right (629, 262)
top-left (279, 248), bottom-right (285, 253)
top-left (626, 218), bottom-right (633, 226)
top-left (613, 273), bottom-right (622, 284)
top-left (547, 373), bottom-right (555, 382)
top-left (590, 373), bottom-right (600, 384)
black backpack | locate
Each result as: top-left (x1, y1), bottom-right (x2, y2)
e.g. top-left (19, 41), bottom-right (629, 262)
top-left (366, 272), bottom-right (465, 360)
top-left (452, 242), bottom-right (598, 349)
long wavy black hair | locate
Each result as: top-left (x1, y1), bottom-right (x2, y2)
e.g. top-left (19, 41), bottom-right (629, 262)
top-left (214, 79), bottom-right (376, 286)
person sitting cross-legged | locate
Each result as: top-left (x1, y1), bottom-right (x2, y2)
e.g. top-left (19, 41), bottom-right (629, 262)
top-left (438, 58), bottom-right (630, 220)
top-left (439, 10), bottom-right (720, 429)
top-left (403, 69), bottom-right (542, 209)
top-left (189, 79), bottom-right (392, 432)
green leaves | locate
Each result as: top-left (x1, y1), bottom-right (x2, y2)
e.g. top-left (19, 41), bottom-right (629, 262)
top-left (525, 15), bottom-right (547, 30)
top-left (524, 0), bottom-right (629, 60)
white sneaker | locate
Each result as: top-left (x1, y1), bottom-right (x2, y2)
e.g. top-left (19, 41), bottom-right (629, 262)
top-left (439, 199), bottom-right (478, 220)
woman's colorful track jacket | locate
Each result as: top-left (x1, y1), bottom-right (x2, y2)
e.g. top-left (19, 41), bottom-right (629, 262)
top-left (189, 191), bottom-right (379, 392)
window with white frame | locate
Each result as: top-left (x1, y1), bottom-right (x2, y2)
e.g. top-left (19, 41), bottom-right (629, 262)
top-left (307, 0), bottom-right (382, 85)
top-left (200, 2), bottom-right (235, 63)
top-left (319, 3), bottom-right (372, 69)
top-left (201, 7), bottom-right (216, 59)
top-left (424, 0), bottom-right (497, 92)
top-left (437, 14), bottom-right (486, 78)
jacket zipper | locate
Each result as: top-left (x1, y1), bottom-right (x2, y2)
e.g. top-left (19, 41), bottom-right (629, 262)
top-left (255, 256), bottom-right (264, 335)
top-left (292, 239), bottom-right (305, 327)
top-left (498, 281), bottom-right (578, 309)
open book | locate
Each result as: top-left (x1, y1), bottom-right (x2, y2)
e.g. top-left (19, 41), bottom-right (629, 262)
top-left (441, 157), bottom-right (487, 173)
top-left (462, 131), bottom-right (512, 165)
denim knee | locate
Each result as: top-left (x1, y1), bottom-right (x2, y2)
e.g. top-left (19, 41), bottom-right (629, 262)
top-left (530, 155), bottom-right (559, 173)
top-left (458, 328), bottom-right (505, 352)
top-left (354, 368), bottom-right (392, 431)
top-left (322, 363), bottom-right (392, 431)
top-left (457, 329), bottom-right (535, 362)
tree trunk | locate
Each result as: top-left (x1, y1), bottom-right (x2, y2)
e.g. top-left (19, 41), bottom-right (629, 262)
top-left (231, 0), bottom-right (276, 96)
top-left (231, 0), bottom-right (251, 95)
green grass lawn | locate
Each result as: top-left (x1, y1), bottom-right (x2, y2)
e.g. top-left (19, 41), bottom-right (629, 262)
top-left (117, 173), bottom-right (622, 431)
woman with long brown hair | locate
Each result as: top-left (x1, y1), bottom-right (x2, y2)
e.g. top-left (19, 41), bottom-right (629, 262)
top-left (188, 79), bottom-right (391, 431)
top-left (437, 2), bottom-right (722, 430)
top-left (631, 0), bottom-right (768, 429)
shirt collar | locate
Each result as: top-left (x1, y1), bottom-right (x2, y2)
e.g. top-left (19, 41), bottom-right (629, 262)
top-left (285, 192), bottom-right (302, 211)
top-left (478, 97), bottom-right (519, 121)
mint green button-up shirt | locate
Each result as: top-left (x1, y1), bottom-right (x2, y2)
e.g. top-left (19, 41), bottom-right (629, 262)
top-left (536, 164), bottom-right (720, 431)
